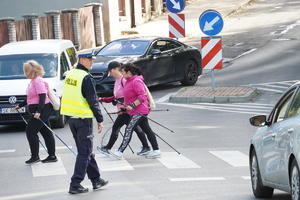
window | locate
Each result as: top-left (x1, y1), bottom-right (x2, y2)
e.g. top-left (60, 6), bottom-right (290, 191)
top-left (119, 0), bottom-right (126, 16)
top-left (66, 47), bottom-right (77, 68)
top-left (287, 88), bottom-right (300, 118)
top-left (60, 52), bottom-right (69, 80)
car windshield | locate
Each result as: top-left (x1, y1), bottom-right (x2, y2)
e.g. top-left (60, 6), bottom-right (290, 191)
top-left (98, 40), bottom-right (150, 56)
top-left (0, 53), bottom-right (58, 80)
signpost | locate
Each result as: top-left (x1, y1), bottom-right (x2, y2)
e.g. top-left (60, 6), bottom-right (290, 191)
top-left (199, 9), bottom-right (224, 91)
top-left (166, 0), bottom-right (185, 14)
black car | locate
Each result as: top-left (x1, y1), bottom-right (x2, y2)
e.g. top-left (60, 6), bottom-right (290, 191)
top-left (90, 36), bottom-right (202, 96)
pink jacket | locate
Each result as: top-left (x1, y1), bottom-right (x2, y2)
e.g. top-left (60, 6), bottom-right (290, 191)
top-left (123, 75), bottom-right (149, 115)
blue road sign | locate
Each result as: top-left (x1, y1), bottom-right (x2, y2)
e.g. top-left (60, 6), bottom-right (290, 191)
top-left (199, 10), bottom-right (224, 36)
top-left (166, 0), bottom-right (185, 14)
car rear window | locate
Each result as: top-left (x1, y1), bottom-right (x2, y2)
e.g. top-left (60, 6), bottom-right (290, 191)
top-left (0, 53), bottom-right (58, 80)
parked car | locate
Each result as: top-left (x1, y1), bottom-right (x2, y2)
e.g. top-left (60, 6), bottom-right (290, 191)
top-left (89, 36), bottom-right (202, 96)
top-left (249, 81), bottom-right (300, 200)
top-left (0, 39), bottom-right (77, 128)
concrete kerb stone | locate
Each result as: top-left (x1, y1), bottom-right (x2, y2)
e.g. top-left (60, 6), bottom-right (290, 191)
top-left (168, 87), bottom-right (258, 103)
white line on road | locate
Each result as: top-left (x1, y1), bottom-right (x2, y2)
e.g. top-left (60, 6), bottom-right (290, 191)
top-left (157, 152), bottom-right (201, 169)
top-left (0, 149), bottom-right (15, 153)
top-left (170, 177), bottom-right (225, 181)
top-left (209, 151), bottom-right (249, 167)
top-left (31, 157), bottom-right (67, 177)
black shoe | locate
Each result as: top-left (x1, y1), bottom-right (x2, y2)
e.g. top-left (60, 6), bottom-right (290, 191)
top-left (92, 178), bottom-right (108, 190)
top-left (41, 155), bottom-right (58, 163)
top-left (69, 184), bottom-right (89, 194)
top-left (25, 156), bottom-right (40, 164)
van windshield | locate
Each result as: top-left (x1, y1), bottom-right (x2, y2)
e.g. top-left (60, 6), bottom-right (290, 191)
top-left (0, 53), bottom-right (58, 80)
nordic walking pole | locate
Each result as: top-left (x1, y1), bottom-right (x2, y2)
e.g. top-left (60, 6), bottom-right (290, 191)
top-left (100, 102), bottom-right (134, 154)
top-left (115, 101), bottom-right (179, 153)
top-left (108, 109), bottom-right (169, 114)
top-left (15, 108), bottom-right (48, 153)
top-left (36, 116), bottom-right (77, 156)
top-left (115, 100), bottom-right (174, 133)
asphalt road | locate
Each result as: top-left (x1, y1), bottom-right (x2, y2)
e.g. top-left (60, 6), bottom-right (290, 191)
top-left (0, 0), bottom-right (300, 199)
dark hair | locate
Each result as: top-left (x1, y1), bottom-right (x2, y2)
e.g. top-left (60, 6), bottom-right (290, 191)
top-left (121, 62), bottom-right (143, 76)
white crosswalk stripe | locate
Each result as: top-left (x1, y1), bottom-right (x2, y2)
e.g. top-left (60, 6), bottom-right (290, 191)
top-left (246, 80), bottom-right (299, 92)
top-left (163, 102), bottom-right (273, 115)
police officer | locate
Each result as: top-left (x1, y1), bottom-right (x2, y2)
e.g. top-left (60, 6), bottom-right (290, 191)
top-left (61, 50), bottom-right (108, 194)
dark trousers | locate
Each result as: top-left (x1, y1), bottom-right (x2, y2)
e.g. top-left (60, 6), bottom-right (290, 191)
top-left (69, 118), bottom-right (100, 187)
top-left (106, 113), bottom-right (149, 149)
top-left (119, 114), bottom-right (159, 153)
top-left (26, 103), bottom-right (55, 156)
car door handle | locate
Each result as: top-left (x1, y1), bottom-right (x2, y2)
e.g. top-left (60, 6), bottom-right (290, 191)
top-left (271, 133), bottom-right (276, 138)
top-left (288, 128), bottom-right (294, 133)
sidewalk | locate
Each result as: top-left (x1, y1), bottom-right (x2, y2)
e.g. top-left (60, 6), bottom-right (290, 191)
top-left (124, 0), bottom-right (257, 103)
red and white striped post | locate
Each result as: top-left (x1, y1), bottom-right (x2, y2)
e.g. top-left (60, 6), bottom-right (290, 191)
top-left (201, 36), bottom-right (222, 91)
top-left (168, 14), bottom-right (185, 38)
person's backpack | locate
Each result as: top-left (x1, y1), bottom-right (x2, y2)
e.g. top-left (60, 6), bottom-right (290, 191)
top-left (48, 88), bottom-right (60, 110)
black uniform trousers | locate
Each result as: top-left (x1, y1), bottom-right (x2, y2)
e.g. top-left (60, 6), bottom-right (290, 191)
top-left (69, 118), bottom-right (100, 187)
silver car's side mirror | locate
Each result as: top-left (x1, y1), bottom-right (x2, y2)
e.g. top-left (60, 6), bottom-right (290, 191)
top-left (249, 115), bottom-right (266, 127)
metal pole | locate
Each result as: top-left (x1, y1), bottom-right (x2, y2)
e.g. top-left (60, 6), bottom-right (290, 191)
top-left (211, 69), bottom-right (215, 91)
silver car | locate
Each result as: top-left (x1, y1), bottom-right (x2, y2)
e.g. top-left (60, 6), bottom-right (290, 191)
top-left (249, 81), bottom-right (300, 200)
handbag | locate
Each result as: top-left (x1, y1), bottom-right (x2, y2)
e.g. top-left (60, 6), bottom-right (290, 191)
top-left (48, 88), bottom-right (60, 110)
top-left (144, 84), bottom-right (156, 110)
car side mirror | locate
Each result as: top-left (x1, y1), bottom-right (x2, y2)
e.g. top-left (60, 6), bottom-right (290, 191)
top-left (149, 49), bottom-right (161, 55)
top-left (249, 115), bottom-right (267, 126)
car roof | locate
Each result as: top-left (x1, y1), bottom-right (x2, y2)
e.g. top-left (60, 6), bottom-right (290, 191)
top-left (0, 39), bottom-right (74, 55)
top-left (113, 36), bottom-right (175, 41)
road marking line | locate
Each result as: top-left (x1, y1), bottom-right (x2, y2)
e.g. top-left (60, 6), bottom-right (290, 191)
top-left (157, 152), bottom-right (201, 169)
top-left (242, 176), bottom-right (251, 179)
top-left (170, 177), bottom-right (225, 181)
top-left (95, 154), bottom-right (134, 171)
top-left (209, 151), bottom-right (249, 167)
top-left (38, 146), bottom-right (73, 151)
top-left (0, 149), bottom-right (15, 153)
top-left (31, 157), bottom-right (67, 177)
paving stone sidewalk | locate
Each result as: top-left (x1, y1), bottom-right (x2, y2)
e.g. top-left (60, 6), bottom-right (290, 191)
top-left (168, 86), bottom-right (258, 103)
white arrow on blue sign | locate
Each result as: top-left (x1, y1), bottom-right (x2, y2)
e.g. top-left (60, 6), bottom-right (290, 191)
top-left (199, 10), bottom-right (224, 36)
top-left (166, 0), bottom-right (185, 14)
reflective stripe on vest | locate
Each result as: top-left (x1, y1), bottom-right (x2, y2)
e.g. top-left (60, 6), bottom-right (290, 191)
top-left (60, 69), bottom-right (94, 118)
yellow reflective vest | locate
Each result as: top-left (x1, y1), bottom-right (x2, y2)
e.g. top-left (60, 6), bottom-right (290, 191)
top-left (60, 69), bottom-right (94, 118)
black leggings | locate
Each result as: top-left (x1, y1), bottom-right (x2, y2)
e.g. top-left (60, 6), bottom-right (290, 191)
top-left (26, 103), bottom-right (56, 157)
top-left (106, 113), bottom-right (149, 149)
top-left (118, 114), bottom-right (159, 153)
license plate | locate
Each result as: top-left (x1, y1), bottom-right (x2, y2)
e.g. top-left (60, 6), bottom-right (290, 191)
top-left (1, 107), bottom-right (26, 114)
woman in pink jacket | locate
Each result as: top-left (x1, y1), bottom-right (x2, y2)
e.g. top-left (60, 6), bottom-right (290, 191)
top-left (108, 63), bottom-right (161, 159)
top-left (97, 61), bottom-right (150, 156)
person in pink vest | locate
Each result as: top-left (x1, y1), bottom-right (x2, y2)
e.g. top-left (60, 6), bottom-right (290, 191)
top-left (108, 62), bottom-right (161, 159)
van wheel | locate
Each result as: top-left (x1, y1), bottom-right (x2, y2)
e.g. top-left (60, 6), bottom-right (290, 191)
top-left (51, 114), bottom-right (66, 128)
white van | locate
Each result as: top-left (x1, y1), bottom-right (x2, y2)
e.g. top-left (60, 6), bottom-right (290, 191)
top-left (0, 39), bottom-right (77, 128)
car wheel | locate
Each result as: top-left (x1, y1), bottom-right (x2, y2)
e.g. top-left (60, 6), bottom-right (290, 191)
top-left (250, 149), bottom-right (274, 198)
top-left (51, 114), bottom-right (66, 128)
top-left (291, 159), bottom-right (300, 200)
top-left (180, 60), bottom-right (198, 86)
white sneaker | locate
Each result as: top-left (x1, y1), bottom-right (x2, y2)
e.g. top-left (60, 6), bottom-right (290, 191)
top-left (108, 149), bottom-right (123, 160)
top-left (145, 150), bottom-right (161, 159)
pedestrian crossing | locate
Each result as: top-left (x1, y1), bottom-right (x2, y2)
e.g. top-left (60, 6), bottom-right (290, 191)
top-left (2, 149), bottom-right (250, 181)
top-left (163, 102), bottom-right (274, 115)
top-left (245, 80), bottom-right (298, 93)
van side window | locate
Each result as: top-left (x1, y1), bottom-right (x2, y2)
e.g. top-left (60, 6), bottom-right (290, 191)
top-left (60, 52), bottom-right (69, 80)
top-left (66, 47), bottom-right (77, 67)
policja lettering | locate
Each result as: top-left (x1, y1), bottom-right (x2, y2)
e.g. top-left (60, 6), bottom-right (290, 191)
top-left (65, 78), bottom-right (78, 86)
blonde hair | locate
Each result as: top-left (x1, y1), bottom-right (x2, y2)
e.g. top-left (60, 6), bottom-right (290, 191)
top-left (23, 60), bottom-right (45, 78)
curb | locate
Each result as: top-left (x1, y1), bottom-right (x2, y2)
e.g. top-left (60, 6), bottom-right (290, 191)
top-left (168, 87), bottom-right (258, 103)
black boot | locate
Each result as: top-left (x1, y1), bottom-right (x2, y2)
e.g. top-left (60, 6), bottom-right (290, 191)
top-left (25, 156), bottom-right (40, 164)
top-left (69, 184), bottom-right (89, 194)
